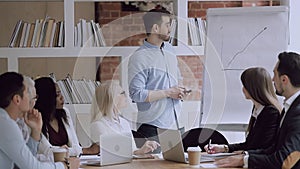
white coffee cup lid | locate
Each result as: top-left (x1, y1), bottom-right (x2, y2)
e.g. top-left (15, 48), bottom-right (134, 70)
top-left (187, 146), bottom-right (201, 152)
top-left (51, 146), bottom-right (68, 152)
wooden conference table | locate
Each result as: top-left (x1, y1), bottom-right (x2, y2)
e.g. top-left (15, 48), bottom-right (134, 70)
top-left (80, 158), bottom-right (241, 169)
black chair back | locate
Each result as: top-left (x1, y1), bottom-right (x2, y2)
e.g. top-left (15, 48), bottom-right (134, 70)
top-left (131, 130), bottom-right (148, 148)
top-left (182, 127), bottom-right (228, 152)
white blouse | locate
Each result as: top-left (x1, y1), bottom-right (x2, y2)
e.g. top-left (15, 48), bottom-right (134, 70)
top-left (90, 116), bottom-right (137, 151)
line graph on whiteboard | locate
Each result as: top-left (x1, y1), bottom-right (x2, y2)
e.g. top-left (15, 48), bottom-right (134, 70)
top-left (219, 25), bottom-right (269, 71)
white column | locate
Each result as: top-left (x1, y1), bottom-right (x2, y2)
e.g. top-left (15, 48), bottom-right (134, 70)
top-left (176, 0), bottom-right (188, 47)
top-left (287, 0), bottom-right (300, 52)
top-left (7, 56), bottom-right (18, 72)
top-left (64, 0), bottom-right (74, 48)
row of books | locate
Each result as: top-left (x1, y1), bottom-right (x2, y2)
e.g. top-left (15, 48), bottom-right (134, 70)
top-left (75, 19), bottom-right (106, 47)
top-left (50, 74), bottom-right (100, 104)
top-left (9, 17), bottom-right (64, 48)
top-left (8, 17), bottom-right (107, 48)
top-left (188, 17), bottom-right (206, 46)
top-left (9, 17), bottom-right (179, 48)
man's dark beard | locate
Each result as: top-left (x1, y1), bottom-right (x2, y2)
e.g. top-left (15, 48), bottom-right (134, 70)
top-left (159, 34), bottom-right (170, 41)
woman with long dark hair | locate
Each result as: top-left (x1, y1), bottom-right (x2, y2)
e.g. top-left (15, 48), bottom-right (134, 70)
top-left (205, 67), bottom-right (282, 153)
top-left (35, 77), bottom-right (99, 156)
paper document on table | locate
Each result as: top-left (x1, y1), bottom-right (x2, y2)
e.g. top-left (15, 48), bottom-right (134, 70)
top-left (133, 154), bottom-right (155, 159)
top-left (200, 163), bottom-right (218, 168)
top-left (202, 153), bottom-right (237, 159)
top-left (80, 155), bottom-right (101, 165)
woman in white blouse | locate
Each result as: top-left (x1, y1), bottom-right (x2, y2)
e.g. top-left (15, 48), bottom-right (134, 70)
top-left (90, 81), bottom-right (159, 155)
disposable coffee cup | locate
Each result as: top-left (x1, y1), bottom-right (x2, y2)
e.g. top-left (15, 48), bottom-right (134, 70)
top-left (187, 146), bottom-right (201, 167)
top-left (51, 147), bottom-right (68, 162)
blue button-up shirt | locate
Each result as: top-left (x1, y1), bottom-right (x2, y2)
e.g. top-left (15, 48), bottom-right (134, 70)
top-left (0, 108), bottom-right (64, 169)
top-left (128, 40), bottom-right (182, 129)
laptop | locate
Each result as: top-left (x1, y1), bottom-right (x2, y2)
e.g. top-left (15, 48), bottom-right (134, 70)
top-left (157, 128), bottom-right (214, 163)
top-left (83, 132), bottom-right (132, 166)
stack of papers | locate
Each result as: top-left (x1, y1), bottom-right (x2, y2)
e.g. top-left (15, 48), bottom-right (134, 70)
top-left (201, 153), bottom-right (237, 160)
top-left (80, 155), bottom-right (101, 166)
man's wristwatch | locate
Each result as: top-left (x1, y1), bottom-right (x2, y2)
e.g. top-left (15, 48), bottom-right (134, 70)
top-left (224, 145), bottom-right (229, 153)
top-left (242, 151), bottom-right (249, 155)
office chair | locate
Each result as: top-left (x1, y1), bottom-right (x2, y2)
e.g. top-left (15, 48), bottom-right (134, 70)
top-left (131, 130), bottom-right (148, 148)
top-left (181, 127), bottom-right (228, 152)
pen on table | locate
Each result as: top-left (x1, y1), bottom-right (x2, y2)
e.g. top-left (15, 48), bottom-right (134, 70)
top-left (208, 139), bottom-right (212, 151)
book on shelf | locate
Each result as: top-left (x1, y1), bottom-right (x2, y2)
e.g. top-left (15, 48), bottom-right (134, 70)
top-left (26, 23), bottom-right (35, 48)
top-left (198, 18), bottom-right (206, 46)
top-left (22, 23), bottom-right (31, 47)
top-left (194, 18), bottom-right (202, 46)
top-left (53, 21), bottom-right (61, 47)
top-left (91, 20), bottom-right (100, 47)
top-left (30, 19), bottom-right (41, 47)
top-left (62, 79), bottom-right (76, 104)
top-left (80, 19), bottom-right (88, 47)
top-left (188, 18), bottom-right (200, 46)
top-left (8, 20), bottom-right (23, 48)
top-left (57, 21), bottom-right (64, 47)
top-left (57, 80), bottom-right (72, 104)
top-left (95, 22), bottom-right (106, 47)
top-left (74, 25), bottom-right (78, 47)
top-left (38, 17), bottom-right (47, 47)
top-left (75, 21), bottom-right (81, 47)
top-left (14, 22), bottom-right (25, 47)
top-left (49, 21), bottom-right (57, 47)
top-left (34, 18), bottom-right (44, 47)
top-left (86, 21), bottom-right (95, 47)
top-left (44, 18), bottom-right (55, 47)
top-left (73, 80), bottom-right (86, 103)
top-left (65, 75), bottom-right (81, 104)
top-left (188, 17), bottom-right (206, 46)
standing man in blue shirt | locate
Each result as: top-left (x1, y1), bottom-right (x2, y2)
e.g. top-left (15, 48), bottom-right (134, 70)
top-left (128, 8), bottom-right (189, 142)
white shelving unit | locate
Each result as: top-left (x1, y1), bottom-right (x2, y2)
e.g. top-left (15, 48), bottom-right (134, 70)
top-left (0, 0), bottom-right (290, 72)
top-left (0, 0), bottom-right (205, 73)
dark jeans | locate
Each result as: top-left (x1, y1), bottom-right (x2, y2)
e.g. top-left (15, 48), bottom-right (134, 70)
top-left (137, 124), bottom-right (185, 153)
top-left (137, 123), bottom-right (159, 142)
top-left (137, 124), bottom-right (161, 153)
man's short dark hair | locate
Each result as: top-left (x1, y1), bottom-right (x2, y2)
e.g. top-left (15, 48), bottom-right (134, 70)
top-left (277, 52), bottom-right (300, 87)
top-left (143, 8), bottom-right (171, 36)
top-left (0, 72), bottom-right (24, 108)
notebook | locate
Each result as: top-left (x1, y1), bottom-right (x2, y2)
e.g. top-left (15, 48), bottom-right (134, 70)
top-left (83, 132), bottom-right (132, 166)
top-left (157, 128), bottom-right (214, 163)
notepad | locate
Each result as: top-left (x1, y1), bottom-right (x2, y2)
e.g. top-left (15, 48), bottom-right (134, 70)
top-left (200, 163), bottom-right (218, 168)
top-left (80, 155), bottom-right (101, 166)
top-left (201, 152), bottom-right (237, 160)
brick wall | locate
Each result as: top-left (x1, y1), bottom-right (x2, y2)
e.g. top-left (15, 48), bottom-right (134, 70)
top-left (95, 1), bottom-right (278, 100)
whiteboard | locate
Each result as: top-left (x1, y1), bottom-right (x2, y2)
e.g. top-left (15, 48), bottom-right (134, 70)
top-left (201, 6), bottom-right (289, 125)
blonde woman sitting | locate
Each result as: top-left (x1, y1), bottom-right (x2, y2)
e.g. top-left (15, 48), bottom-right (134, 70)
top-left (90, 81), bottom-right (160, 155)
